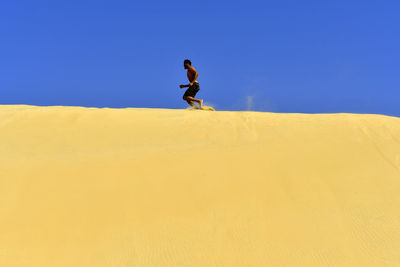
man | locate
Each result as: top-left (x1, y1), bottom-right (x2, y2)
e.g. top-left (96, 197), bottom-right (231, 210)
top-left (179, 59), bottom-right (203, 109)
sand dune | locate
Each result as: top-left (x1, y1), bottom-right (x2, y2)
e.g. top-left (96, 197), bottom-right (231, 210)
top-left (0, 104), bottom-right (399, 266)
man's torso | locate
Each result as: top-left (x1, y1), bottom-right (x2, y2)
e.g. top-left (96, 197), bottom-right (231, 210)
top-left (187, 67), bottom-right (198, 83)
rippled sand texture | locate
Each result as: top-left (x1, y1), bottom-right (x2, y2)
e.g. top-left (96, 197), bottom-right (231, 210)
top-left (1, 105), bottom-right (399, 266)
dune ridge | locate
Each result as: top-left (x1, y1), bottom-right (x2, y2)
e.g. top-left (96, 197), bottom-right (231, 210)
top-left (0, 104), bottom-right (400, 266)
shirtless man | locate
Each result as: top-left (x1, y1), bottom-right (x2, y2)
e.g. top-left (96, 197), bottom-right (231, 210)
top-left (179, 59), bottom-right (203, 109)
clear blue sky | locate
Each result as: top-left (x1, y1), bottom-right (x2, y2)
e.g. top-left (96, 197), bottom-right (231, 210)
top-left (1, 0), bottom-right (399, 116)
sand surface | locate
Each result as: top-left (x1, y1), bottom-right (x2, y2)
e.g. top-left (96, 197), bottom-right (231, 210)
top-left (1, 105), bottom-right (400, 266)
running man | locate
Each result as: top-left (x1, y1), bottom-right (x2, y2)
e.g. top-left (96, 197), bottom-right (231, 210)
top-left (179, 59), bottom-right (203, 109)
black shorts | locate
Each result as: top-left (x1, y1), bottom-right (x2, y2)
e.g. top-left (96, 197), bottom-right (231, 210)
top-left (183, 82), bottom-right (200, 98)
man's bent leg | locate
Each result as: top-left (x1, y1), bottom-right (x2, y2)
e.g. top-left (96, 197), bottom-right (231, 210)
top-left (186, 96), bottom-right (203, 108)
top-left (183, 96), bottom-right (198, 108)
top-left (187, 100), bottom-right (197, 108)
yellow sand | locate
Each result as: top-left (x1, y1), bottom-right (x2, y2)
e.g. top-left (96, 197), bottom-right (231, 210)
top-left (1, 104), bottom-right (400, 266)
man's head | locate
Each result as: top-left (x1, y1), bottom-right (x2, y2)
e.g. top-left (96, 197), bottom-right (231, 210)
top-left (184, 59), bottom-right (191, 69)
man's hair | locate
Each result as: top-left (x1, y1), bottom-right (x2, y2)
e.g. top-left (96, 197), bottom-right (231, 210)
top-left (184, 59), bottom-right (191, 66)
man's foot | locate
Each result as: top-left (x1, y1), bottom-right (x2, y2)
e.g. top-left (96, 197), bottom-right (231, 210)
top-left (188, 103), bottom-right (199, 109)
top-left (199, 99), bottom-right (203, 109)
